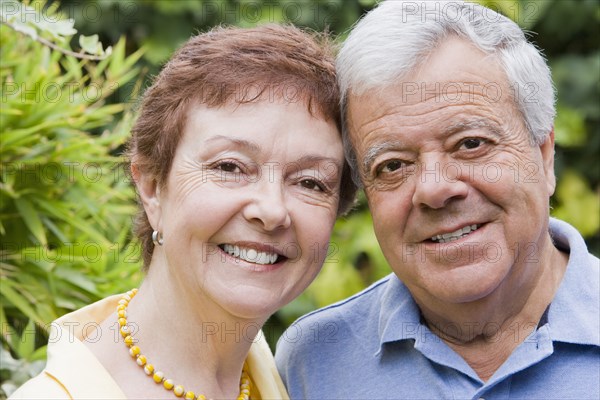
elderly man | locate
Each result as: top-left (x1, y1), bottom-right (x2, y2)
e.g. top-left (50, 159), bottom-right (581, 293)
top-left (275, 1), bottom-right (599, 398)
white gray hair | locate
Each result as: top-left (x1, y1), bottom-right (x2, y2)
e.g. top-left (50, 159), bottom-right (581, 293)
top-left (338, 0), bottom-right (556, 185)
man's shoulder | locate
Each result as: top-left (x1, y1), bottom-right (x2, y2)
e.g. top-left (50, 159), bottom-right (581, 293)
top-left (275, 273), bottom-right (402, 361)
top-left (292, 273), bottom-right (396, 327)
top-left (275, 274), bottom-right (402, 391)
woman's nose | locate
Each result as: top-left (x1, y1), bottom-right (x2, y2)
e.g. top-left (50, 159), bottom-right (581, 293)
top-left (242, 180), bottom-right (292, 231)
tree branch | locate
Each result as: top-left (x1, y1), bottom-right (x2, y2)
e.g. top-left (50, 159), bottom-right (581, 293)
top-left (1, 20), bottom-right (108, 61)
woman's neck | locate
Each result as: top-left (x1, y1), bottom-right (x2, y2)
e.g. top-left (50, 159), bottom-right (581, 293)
top-left (88, 268), bottom-right (264, 399)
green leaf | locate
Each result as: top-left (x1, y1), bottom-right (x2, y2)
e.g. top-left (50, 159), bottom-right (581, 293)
top-left (14, 198), bottom-right (47, 246)
top-left (0, 305), bottom-right (18, 349)
top-left (0, 282), bottom-right (46, 327)
top-left (54, 266), bottom-right (98, 295)
top-left (16, 319), bottom-right (36, 358)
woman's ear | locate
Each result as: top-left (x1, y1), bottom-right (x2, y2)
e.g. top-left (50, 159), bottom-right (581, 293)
top-left (131, 163), bottom-right (162, 230)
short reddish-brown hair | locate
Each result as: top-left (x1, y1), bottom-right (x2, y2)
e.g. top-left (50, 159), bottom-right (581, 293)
top-left (127, 24), bottom-right (356, 269)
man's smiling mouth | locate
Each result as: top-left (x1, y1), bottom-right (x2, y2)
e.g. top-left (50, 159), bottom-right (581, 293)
top-left (430, 224), bottom-right (481, 244)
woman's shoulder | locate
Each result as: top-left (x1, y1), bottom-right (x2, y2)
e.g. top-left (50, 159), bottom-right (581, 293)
top-left (247, 332), bottom-right (289, 400)
top-left (9, 371), bottom-right (70, 399)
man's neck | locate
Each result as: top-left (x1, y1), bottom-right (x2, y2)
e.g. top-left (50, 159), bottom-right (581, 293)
top-left (418, 244), bottom-right (569, 381)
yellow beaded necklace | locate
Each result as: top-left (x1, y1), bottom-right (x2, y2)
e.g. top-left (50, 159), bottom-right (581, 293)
top-left (117, 289), bottom-right (252, 400)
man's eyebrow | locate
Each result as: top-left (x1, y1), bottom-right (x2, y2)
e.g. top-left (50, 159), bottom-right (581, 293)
top-left (442, 119), bottom-right (502, 138)
top-left (362, 141), bottom-right (403, 174)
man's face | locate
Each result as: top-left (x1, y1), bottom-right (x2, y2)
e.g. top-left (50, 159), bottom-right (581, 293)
top-left (347, 37), bottom-right (557, 308)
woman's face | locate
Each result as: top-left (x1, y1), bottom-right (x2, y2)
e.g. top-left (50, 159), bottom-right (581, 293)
top-left (142, 100), bottom-right (343, 320)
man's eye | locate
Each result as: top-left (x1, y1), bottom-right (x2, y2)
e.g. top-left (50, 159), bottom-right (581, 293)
top-left (299, 179), bottom-right (324, 191)
top-left (461, 138), bottom-right (483, 150)
top-left (379, 160), bottom-right (403, 173)
top-left (217, 162), bottom-right (240, 173)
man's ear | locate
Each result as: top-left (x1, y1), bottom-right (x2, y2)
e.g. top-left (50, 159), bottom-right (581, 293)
top-left (131, 163), bottom-right (162, 230)
top-left (540, 128), bottom-right (557, 197)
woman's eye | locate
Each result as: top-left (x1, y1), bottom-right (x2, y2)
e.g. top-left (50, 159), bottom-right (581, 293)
top-left (299, 179), bottom-right (324, 191)
top-left (460, 138), bottom-right (483, 150)
top-left (216, 162), bottom-right (240, 173)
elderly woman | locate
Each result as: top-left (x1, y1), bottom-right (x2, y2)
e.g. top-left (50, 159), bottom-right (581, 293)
top-left (11, 24), bottom-right (355, 399)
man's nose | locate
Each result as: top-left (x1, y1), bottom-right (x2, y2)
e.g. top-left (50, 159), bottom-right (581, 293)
top-left (411, 157), bottom-right (469, 209)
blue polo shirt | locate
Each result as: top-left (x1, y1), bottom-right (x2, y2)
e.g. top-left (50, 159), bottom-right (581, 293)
top-left (276, 218), bottom-right (600, 399)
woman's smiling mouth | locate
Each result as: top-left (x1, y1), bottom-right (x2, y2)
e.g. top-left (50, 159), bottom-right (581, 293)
top-left (218, 243), bottom-right (284, 265)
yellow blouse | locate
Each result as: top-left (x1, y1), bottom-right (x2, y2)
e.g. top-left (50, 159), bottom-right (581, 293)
top-left (9, 294), bottom-right (289, 400)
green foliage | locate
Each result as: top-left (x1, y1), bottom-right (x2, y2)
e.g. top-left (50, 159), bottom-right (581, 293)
top-left (0, 2), bottom-right (144, 394)
top-left (59, 0), bottom-right (370, 77)
top-left (0, 0), bottom-right (112, 59)
top-left (553, 170), bottom-right (600, 238)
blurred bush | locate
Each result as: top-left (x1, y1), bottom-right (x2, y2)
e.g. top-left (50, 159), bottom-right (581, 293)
top-left (0, 1), bottom-right (144, 395)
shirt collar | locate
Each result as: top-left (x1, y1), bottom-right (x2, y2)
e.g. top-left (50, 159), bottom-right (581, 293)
top-left (45, 294), bottom-right (128, 399)
top-left (377, 274), bottom-right (422, 347)
top-left (546, 218), bottom-right (600, 346)
top-left (376, 218), bottom-right (600, 350)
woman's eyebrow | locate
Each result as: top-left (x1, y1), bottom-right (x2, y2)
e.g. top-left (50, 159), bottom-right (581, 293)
top-left (204, 135), bottom-right (261, 153)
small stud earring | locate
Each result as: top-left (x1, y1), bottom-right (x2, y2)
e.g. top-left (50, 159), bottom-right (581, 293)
top-left (152, 230), bottom-right (164, 246)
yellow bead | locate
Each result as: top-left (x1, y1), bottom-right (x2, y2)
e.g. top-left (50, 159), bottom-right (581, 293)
top-left (241, 388), bottom-right (250, 396)
top-left (136, 355), bottom-right (147, 366)
top-left (120, 326), bottom-right (130, 337)
top-left (163, 378), bottom-right (174, 390)
top-left (184, 392), bottom-right (195, 400)
top-left (117, 304), bottom-right (126, 312)
top-left (197, 395), bottom-right (206, 400)
top-left (129, 346), bottom-right (140, 357)
top-left (173, 385), bottom-right (185, 397)
top-left (124, 335), bottom-right (134, 346)
top-left (118, 299), bottom-right (128, 305)
top-left (118, 318), bottom-right (127, 327)
top-left (144, 364), bottom-right (154, 375)
top-left (117, 310), bottom-right (126, 318)
top-left (153, 371), bottom-right (164, 383)
top-left (131, 288), bottom-right (138, 295)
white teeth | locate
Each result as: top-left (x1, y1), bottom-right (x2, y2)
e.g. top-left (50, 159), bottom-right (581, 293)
top-left (430, 224), bottom-right (480, 243)
top-left (221, 244), bottom-right (279, 265)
